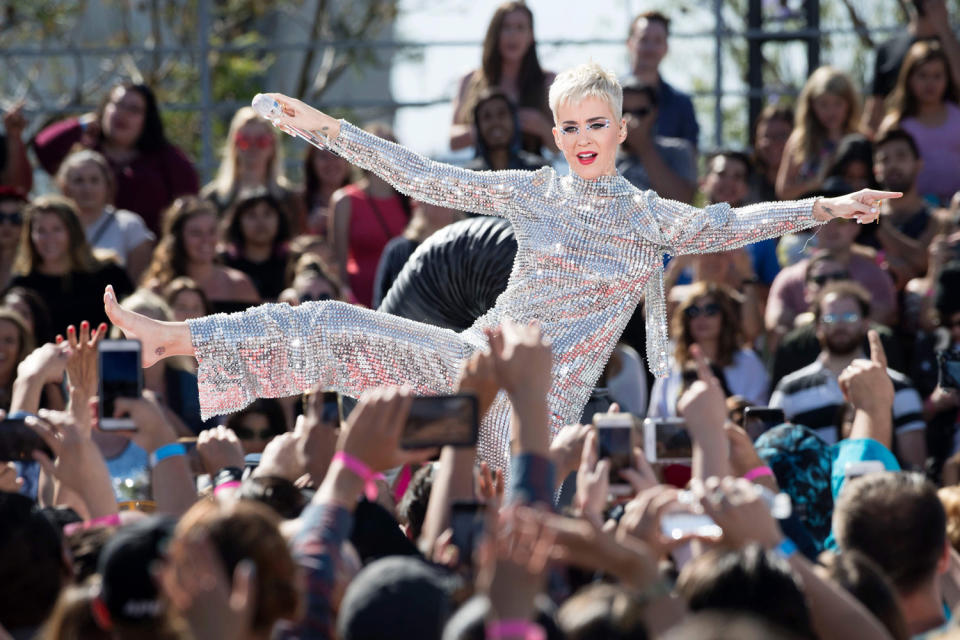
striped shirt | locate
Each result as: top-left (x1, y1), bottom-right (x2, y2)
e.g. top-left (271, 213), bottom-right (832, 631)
top-left (769, 360), bottom-right (925, 445)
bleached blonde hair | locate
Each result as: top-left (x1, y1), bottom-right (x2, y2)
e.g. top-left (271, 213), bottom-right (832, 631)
top-left (548, 62), bottom-right (623, 123)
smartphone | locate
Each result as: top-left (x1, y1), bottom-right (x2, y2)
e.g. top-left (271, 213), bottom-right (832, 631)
top-left (321, 391), bottom-right (340, 426)
top-left (938, 350), bottom-right (960, 390)
top-left (742, 407), bottom-right (786, 441)
top-left (844, 460), bottom-right (886, 480)
top-left (400, 393), bottom-right (479, 449)
top-left (0, 418), bottom-right (54, 462)
top-left (98, 340), bottom-right (143, 430)
top-left (593, 413), bottom-right (637, 496)
top-left (450, 501), bottom-right (486, 566)
top-left (643, 418), bottom-right (692, 464)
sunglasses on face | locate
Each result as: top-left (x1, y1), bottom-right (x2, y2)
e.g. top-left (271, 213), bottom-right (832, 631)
top-left (233, 425), bottom-right (283, 440)
top-left (235, 133), bottom-right (274, 150)
top-left (300, 292), bottom-right (331, 303)
top-left (684, 302), bottom-right (722, 319)
top-left (820, 311), bottom-right (862, 325)
top-left (0, 212), bottom-right (23, 225)
top-left (810, 271), bottom-right (849, 286)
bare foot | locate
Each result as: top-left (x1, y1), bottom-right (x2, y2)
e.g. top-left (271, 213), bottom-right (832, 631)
top-left (103, 285), bottom-right (192, 367)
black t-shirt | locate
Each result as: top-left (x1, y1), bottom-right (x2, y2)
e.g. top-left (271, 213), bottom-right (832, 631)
top-left (10, 262), bottom-right (134, 341)
top-left (871, 33), bottom-right (920, 97)
top-left (219, 250), bottom-right (288, 302)
top-left (856, 205), bottom-right (931, 248)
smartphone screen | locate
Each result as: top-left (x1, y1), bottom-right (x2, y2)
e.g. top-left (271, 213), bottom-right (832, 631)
top-left (594, 417), bottom-right (634, 492)
top-left (450, 501), bottom-right (486, 566)
top-left (938, 350), bottom-right (960, 390)
top-left (742, 407), bottom-right (786, 441)
top-left (643, 418), bottom-right (692, 464)
top-left (98, 340), bottom-right (143, 430)
top-left (400, 393), bottom-right (478, 449)
top-left (0, 418), bottom-right (54, 462)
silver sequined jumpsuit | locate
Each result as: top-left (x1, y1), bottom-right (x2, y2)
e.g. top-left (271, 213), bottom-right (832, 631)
top-left (188, 122), bottom-right (821, 471)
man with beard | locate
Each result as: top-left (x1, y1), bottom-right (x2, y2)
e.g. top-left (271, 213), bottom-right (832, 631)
top-left (858, 127), bottom-right (941, 288)
top-left (770, 281), bottom-right (926, 467)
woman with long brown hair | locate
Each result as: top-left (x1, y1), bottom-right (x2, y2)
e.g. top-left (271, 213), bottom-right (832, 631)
top-left (10, 195), bottom-right (133, 330)
top-left (142, 196), bottom-right (259, 313)
top-left (881, 40), bottom-right (960, 205)
top-left (647, 282), bottom-right (770, 418)
top-left (449, 1), bottom-right (556, 154)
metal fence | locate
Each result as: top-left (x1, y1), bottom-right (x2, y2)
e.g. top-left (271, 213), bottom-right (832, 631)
top-left (0, 1), bottom-right (914, 182)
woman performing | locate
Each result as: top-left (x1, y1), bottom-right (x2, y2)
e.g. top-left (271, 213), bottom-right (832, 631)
top-left (104, 63), bottom-right (899, 473)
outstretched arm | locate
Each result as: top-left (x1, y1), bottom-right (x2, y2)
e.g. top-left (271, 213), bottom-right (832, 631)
top-left (258, 94), bottom-right (543, 219)
top-left (639, 188), bottom-right (902, 257)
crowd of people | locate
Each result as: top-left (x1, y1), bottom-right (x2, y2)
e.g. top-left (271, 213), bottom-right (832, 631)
top-left (3, 0), bottom-right (960, 638)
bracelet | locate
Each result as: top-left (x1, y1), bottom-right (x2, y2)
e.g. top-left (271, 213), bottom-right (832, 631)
top-left (149, 442), bottom-right (186, 468)
top-left (63, 512), bottom-right (121, 536)
top-left (214, 481), bottom-right (241, 495)
top-left (743, 465), bottom-right (774, 481)
top-left (485, 620), bottom-right (546, 640)
top-left (773, 537), bottom-right (798, 560)
top-left (332, 451), bottom-right (384, 501)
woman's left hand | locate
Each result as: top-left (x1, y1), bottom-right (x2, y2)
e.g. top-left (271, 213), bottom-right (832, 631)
top-left (813, 189), bottom-right (902, 223)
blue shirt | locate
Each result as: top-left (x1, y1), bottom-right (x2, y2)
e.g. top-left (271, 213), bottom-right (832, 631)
top-left (654, 77), bottom-right (700, 149)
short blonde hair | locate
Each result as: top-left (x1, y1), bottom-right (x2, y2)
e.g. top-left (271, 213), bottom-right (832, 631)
top-left (548, 62), bottom-right (623, 123)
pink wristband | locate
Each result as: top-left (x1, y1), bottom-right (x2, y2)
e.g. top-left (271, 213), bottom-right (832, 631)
top-left (64, 512), bottom-right (121, 536)
top-left (214, 480), bottom-right (241, 495)
top-left (333, 451), bottom-right (384, 501)
top-left (743, 465), bottom-right (774, 481)
top-left (486, 620), bottom-right (546, 640)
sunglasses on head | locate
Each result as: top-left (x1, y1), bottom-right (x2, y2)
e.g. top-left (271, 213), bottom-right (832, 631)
top-left (810, 271), bottom-right (849, 286)
top-left (233, 425), bottom-right (283, 441)
top-left (684, 302), bottom-right (722, 319)
top-left (0, 212), bottom-right (23, 225)
top-left (235, 133), bottom-right (274, 150)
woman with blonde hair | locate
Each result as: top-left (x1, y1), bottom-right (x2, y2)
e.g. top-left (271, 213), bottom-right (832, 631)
top-left (449, 1), bottom-right (556, 154)
top-left (201, 106), bottom-right (305, 232)
top-left (777, 66), bottom-right (862, 200)
top-left (11, 195), bottom-right (133, 330)
top-left (142, 196), bottom-right (260, 313)
top-left (56, 149), bottom-right (155, 282)
top-left (881, 40), bottom-right (960, 205)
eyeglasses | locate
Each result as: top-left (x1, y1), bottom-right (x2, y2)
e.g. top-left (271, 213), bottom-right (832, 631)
top-left (233, 425), bottom-right (283, 440)
top-left (810, 271), bottom-right (849, 286)
top-left (235, 133), bottom-right (274, 150)
top-left (684, 302), bottom-right (722, 319)
top-left (558, 119), bottom-right (612, 137)
top-left (821, 311), bottom-right (862, 325)
top-left (0, 212), bottom-right (23, 225)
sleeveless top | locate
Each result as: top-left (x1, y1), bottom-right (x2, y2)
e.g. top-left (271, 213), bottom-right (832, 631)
top-left (341, 183), bottom-right (407, 307)
top-left (902, 102), bottom-right (960, 205)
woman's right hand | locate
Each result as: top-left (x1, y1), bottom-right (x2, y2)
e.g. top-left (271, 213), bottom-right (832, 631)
top-left (260, 93), bottom-right (341, 142)
top-left (103, 284), bottom-right (193, 367)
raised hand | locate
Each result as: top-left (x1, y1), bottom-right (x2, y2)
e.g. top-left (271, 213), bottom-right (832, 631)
top-left (575, 430), bottom-right (610, 526)
top-left (196, 426), bottom-right (246, 476)
top-left (103, 285), bottom-right (192, 367)
top-left (814, 189), bottom-right (902, 223)
top-left (838, 329), bottom-right (893, 413)
top-left (486, 319), bottom-right (553, 401)
top-left (60, 320), bottom-right (107, 414)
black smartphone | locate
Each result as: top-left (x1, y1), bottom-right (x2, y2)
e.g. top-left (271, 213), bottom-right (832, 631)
top-left (938, 350), bottom-right (960, 390)
top-left (0, 418), bottom-right (54, 462)
top-left (593, 413), bottom-right (637, 496)
top-left (322, 391), bottom-right (340, 426)
top-left (450, 501), bottom-right (486, 566)
top-left (643, 418), bottom-right (692, 464)
top-left (400, 393), bottom-right (479, 449)
top-left (742, 407), bottom-right (786, 441)
top-left (98, 339), bottom-right (143, 430)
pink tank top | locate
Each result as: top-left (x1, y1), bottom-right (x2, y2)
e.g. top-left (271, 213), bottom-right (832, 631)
top-left (342, 184), bottom-right (407, 307)
top-left (902, 102), bottom-right (960, 205)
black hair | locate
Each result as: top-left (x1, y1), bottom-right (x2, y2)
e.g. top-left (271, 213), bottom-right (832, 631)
top-left (222, 187), bottom-right (291, 257)
top-left (706, 150), bottom-right (754, 181)
top-left (95, 83), bottom-right (169, 154)
top-left (621, 81), bottom-right (659, 108)
top-left (874, 127), bottom-right (921, 160)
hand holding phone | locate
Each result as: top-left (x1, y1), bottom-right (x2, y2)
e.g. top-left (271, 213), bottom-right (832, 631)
top-left (98, 339), bottom-right (143, 431)
top-left (741, 407), bottom-right (786, 441)
top-left (593, 413), bottom-right (638, 496)
top-left (643, 418), bottom-right (692, 464)
top-left (399, 393), bottom-right (479, 449)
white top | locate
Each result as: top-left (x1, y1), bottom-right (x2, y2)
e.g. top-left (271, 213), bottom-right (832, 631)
top-left (606, 343), bottom-right (649, 418)
top-left (84, 206), bottom-right (155, 266)
top-left (647, 347), bottom-right (770, 418)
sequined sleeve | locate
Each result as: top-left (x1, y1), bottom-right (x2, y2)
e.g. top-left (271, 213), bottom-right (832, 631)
top-left (325, 121), bottom-right (545, 218)
top-left (640, 191), bottom-right (822, 256)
